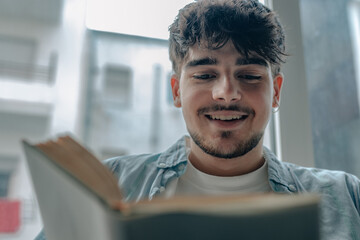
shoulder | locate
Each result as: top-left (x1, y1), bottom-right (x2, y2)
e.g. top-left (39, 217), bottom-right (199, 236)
top-left (281, 161), bottom-right (360, 211)
top-left (283, 162), bottom-right (360, 233)
top-left (284, 161), bottom-right (360, 190)
top-left (103, 153), bottom-right (161, 178)
top-left (103, 153), bottom-right (164, 193)
top-left (103, 135), bottom-right (188, 173)
top-left (102, 153), bottom-right (163, 202)
top-left (102, 135), bottom-right (188, 178)
top-left (101, 136), bottom-right (189, 201)
top-left (265, 147), bottom-right (360, 194)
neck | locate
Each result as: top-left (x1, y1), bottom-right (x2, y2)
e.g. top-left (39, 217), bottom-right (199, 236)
top-left (188, 138), bottom-right (265, 177)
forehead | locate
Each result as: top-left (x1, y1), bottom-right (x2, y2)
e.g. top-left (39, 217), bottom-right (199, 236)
top-left (183, 41), bottom-right (269, 69)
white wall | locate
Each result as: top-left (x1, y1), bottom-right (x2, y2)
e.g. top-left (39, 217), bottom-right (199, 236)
top-left (272, 0), bottom-right (315, 167)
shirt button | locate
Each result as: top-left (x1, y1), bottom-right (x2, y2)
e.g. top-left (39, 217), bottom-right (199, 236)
top-left (288, 184), bottom-right (296, 192)
top-left (178, 164), bottom-right (185, 171)
top-left (158, 163), bottom-right (166, 168)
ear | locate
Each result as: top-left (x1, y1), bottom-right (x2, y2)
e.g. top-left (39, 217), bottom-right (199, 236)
top-left (171, 74), bottom-right (182, 108)
top-left (272, 73), bottom-right (284, 108)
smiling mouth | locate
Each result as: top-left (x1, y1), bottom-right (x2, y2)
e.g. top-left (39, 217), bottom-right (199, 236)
top-left (205, 114), bottom-right (249, 121)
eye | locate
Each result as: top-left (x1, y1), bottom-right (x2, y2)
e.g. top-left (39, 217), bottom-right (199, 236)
top-left (238, 75), bottom-right (262, 81)
top-left (193, 74), bottom-right (216, 80)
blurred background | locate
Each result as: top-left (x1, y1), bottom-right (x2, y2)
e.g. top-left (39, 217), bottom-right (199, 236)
top-left (0, 0), bottom-right (359, 239)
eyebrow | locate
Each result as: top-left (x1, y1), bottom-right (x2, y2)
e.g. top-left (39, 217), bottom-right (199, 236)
top-left (185, 57), bottom-right (268, 69)
top-left (185, 57), bottom-right (217, 68)
top-left (235, 58), bottom-right (268, 67)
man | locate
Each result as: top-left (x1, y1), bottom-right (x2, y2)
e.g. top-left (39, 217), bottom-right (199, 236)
top-left (36, 0), bottom-right (360, 239)
top-left (104, 0), bottom-right (360, 239)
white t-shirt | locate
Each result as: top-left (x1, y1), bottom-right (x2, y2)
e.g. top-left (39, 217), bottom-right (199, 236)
top-left (159, 144), bottom-right (272, 198)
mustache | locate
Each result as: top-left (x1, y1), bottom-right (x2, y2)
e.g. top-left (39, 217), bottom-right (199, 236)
top-left (197, 104), bottom-right (255, 115)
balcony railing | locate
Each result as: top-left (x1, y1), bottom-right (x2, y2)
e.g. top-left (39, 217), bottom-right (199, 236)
top-left (0, 52), bottom-right (57, 84)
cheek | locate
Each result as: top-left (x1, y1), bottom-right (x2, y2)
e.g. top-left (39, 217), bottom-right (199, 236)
top-left (179, 87), bottom-right (198, 117)
top-left (246, 84), bottom-right (271, 101)
top-left (180, 84), bottom-right (209, 106)
top-left (180, 86), bottom-right (211, 124)
top-left (246, 86), bottom-right (273, 116)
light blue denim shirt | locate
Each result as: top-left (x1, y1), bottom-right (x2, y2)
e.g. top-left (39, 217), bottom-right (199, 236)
top-left (36, 136), bottom-right (360, 240)
top-left (103, 136), bottom-right (360, 240)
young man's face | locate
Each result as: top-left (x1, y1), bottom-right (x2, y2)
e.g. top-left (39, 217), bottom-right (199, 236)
top-left (171, 41), bottom-right (283, 160)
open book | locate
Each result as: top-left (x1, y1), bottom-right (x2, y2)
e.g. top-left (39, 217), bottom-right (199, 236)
top-left (23, 135), bottom-right (320, 240)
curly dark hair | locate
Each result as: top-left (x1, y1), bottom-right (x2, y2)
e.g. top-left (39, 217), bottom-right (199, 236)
top-left (169, 0), bottom-right (286, 76)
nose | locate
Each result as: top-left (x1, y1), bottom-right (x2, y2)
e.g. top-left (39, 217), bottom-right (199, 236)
top-left (212, 75), bottom-right (241, 103)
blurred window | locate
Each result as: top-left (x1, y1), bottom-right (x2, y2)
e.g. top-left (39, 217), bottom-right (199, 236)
top-left (102, 64), bottom-right (132, 108)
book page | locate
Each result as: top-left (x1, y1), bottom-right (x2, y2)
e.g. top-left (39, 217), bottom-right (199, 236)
top-left (35, 136), bottom-right (124, 210)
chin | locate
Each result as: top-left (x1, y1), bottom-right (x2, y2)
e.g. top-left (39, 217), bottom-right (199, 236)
top-left (190, 130), bottom-right (263, 159)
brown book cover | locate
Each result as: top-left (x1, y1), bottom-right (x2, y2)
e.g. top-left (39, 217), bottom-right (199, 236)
top-left (23, 135), bottom-right (320, 240)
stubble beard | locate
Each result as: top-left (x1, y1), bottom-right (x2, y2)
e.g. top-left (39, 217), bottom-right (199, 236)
top-left (189, 130), bottom-right (263, 159)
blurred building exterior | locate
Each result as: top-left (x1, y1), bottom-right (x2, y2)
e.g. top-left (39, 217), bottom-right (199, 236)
top-left (0, 0), bottom-right (187, 238)
top-left (83, 31), bottom-right (187, 160)
top-left (0, 0), bottom-right (70, 238)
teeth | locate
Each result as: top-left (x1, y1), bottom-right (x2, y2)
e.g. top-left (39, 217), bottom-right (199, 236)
top-left (209, 115), bottom-right (244, 120)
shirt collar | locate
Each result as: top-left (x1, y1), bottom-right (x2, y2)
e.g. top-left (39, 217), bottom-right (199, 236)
top-left (157, 136), bottom-right (295, 192)
top-left (157, 135), bottom-right (188, 168)
top-left (264, 147), bottom-right (296, 192)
